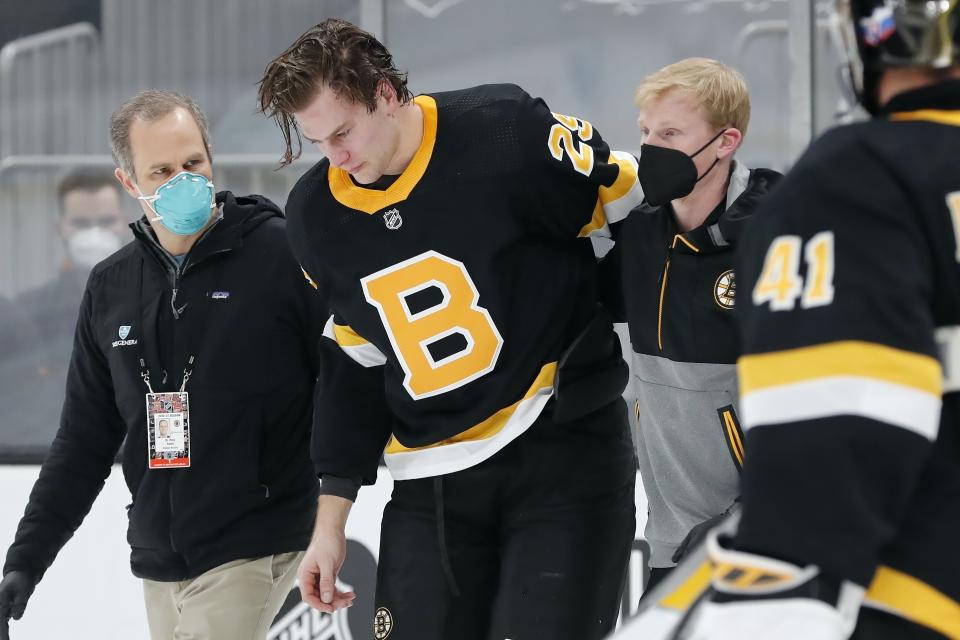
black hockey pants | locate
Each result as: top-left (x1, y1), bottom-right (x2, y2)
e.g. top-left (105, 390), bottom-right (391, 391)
top-left (374, 399), bottom-right (637, 640)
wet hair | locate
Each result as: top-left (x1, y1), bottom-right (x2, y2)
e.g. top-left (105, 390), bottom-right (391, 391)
top-left (257, 18), bottom-right (412, 166)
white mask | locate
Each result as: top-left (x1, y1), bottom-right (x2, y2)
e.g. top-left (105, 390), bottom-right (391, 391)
top-left (66, 227), bottom-right (123, 269)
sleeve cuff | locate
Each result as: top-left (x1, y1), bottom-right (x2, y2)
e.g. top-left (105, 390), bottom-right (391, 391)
top-left (318, 474), bottom-right (360, 502)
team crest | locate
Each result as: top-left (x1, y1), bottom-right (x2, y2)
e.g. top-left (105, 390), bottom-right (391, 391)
top-left (373, 607), bottom-right (394, 639)
top-left (382, 208), bottom-right (403, 230)
top-left (118, 325), bottom-right (131, 339)
top-left (714, 270), bottom-right (736, 309)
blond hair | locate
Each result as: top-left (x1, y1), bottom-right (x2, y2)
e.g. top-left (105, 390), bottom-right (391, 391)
top-left (635, 58), bottom-right (751, 137)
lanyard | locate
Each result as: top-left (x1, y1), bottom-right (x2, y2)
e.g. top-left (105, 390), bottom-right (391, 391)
top-left (140, 355), bottom-right (194, 394)
top-left (135, 239), bottom-right (230, 393)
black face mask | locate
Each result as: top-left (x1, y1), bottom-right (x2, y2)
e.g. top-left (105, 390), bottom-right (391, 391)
top-left (637, 128), bottom-right (727, 207)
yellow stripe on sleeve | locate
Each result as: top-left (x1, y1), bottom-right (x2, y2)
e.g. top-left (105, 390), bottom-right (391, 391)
top-left (578, 151), bottom-right (642, 237)
top-left (739, 341), bottom-right (941, 397)
top-left (889, 109), bottom-right (960, 127)
top-left (866, 566), bottom-right (960, 639)
top-left (333, 323), bottom-right (370, 347)
top-left (577, 198), bottom-right (607, 238)
top-left (599, 150), bottom-right (639, 206)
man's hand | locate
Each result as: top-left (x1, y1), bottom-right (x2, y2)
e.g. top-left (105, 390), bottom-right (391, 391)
top-left (298, 495), bottom-right (356, 614)
top-left (0, 571), bottom-right (38, 640)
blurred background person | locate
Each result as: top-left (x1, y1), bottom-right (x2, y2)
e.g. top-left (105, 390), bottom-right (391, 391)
top-left (0, 170), bottom-right (130, 461)
top-left (19, 169), bottom-right (129, 339)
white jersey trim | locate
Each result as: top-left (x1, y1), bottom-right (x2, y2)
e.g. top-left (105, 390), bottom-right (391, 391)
top-left (384, 383), bottom-right (554, 480)
top-left (742, 376), bottom-right (941, 441)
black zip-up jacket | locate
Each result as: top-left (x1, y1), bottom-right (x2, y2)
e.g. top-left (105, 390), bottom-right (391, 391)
top-left (2, 192), bottom-right (324, 582)
top-left (599, 163), bottom-right (781, 566)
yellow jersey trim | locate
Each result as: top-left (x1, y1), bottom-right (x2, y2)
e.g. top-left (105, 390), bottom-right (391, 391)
top-left (578, 199), bottom-right (607, 238)
top-left (659, 561), bottom-right (712, 611)
top-left (578, 151), bottom-right (641, 237)
top-left (672, 234), bottom-right (700, 253)
top-left (890, 109), bottom-right (960, 127)
top-left (333, 323), bottom-right (370, 347)
top-left (328, 95), bottom-right (438, 214)
top-left (867, 566), bottom-right (960, 639)
top-left (385, 361), bottom-right (557, 454)
top-left (739, 341), bottom-right (942, 396)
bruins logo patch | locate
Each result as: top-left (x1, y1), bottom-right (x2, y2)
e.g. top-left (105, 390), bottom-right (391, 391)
top-left (374, 607), bottom-right (394, 639)
top-left (714, 270), bottom-right (736, 309)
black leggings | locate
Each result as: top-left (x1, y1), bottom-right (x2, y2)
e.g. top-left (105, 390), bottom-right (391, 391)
top-left (374, 401), bottom-right (637, 640)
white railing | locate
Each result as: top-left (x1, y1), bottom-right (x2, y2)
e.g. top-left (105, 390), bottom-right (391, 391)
top-left (0, 22), bottom-right (102, 159)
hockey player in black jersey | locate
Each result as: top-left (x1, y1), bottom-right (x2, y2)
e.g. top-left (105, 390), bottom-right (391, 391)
top-left (257, 19), bottom-right (641, 640)
top-left (614, 1), bottom-right (960, 639)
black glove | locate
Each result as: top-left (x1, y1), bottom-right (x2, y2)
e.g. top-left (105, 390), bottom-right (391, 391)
top-left (0, 571), bottom-right (38, 640)
top-left (672, 504), bottom-right (738, 564)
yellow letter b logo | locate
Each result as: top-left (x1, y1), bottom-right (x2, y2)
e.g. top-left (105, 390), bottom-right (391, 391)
top-left (361, 251), bottom-right (504, 399)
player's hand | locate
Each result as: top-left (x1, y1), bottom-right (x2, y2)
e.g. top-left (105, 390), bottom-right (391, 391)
top-left (297, 527), bottom-right (356, 614)
top-left (0, 571), bottom-right (38, 640)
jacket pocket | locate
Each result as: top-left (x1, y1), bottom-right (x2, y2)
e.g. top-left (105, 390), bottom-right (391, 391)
top-left (716, 404), bottom-right (745, 472)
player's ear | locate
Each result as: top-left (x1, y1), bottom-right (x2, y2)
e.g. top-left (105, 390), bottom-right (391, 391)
top-left (717, 128), bottom-right (742, 159)
top-left (379, 80), bottom-right (399, 110)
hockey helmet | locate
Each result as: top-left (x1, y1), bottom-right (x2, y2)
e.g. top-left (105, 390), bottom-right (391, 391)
top-left (834, 0), bottom-right (960, 112)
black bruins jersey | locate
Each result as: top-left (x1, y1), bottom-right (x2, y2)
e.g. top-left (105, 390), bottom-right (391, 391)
top-left (285, 84), bottom-right (641, 482)
top-left (734, 80), bottom-right (960, 637)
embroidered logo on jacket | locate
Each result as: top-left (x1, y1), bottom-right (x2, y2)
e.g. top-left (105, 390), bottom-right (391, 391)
top-left (374, 607), bottom-right (394, 639)
top-left (112, 325), bottom-right (138, 348)
top-left (714, 270), bottom-right (736, 309)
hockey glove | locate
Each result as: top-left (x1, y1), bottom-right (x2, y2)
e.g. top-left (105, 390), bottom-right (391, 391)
top-left (684, 531), bottom-right (864, 640)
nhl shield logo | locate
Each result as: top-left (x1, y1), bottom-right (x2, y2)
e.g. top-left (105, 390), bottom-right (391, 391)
top-left (714, 270), bottom-right (736, 309)
top-left (119, 325), bottom-right (131, 339)
top-left (373, 607), bottom-right (394, 639)
top-left (382, 208), bottom-right (402, 230)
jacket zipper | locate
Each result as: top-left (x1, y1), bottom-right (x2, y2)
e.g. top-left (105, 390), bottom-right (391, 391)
top-left (168, 481), bottom-right (178, 552)
top-left (657, 251), bottom-right (672, 352)
top-left (136, 216), bottom-right (226, 555)
top-left (658, 234), bottom-right (701, 351)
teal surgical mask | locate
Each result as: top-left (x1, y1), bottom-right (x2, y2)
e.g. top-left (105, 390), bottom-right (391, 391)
top-left (137, 172), bottom-right (216, 236)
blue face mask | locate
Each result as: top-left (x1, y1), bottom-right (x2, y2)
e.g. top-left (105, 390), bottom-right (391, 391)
top-left (137, 172), bottom-right (216, 236)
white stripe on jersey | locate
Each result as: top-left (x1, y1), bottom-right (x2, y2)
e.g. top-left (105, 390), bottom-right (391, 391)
top-left (742, 376), bottom-right (941, 441)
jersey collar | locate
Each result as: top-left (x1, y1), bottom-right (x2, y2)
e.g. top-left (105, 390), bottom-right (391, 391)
top-left (328, 94), bottom-right (438, 214)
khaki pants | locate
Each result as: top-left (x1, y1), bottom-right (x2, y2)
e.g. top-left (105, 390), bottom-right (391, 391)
top-left (143, 551), bottom-right (303, 640)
